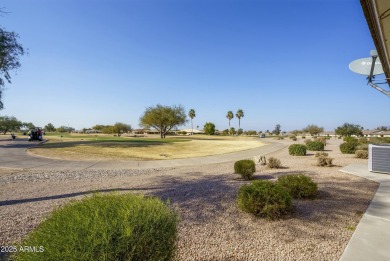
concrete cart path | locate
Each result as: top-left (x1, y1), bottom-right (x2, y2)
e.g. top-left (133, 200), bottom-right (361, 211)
top-left (339, 164), bottom-right (390, 261)
top-left (0, 139), bottom-right (286, 170)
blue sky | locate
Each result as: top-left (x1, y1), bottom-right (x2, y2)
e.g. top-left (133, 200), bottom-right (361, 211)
top-left (1, 0), bottom-right (389, 132)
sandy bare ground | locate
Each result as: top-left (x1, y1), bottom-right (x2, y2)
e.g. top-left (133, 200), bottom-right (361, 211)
top-left (0, 138), bottom-right (378, 260)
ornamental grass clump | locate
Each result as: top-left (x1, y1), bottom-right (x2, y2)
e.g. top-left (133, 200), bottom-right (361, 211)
top-left (317, 156), bottom-right (333, 167)
top-left (267, 157), bottom-right (282, 169)
top-left (14, 193), bottom-right (179, 261)
top-left (355, 150), bottom-right (368, 159)
top-left (315, 152), bottom-right (328, 158)
top-left (288, 144), bottom-right (307, 156)
top-left (237, 180), bottom-right (293, 219)
top-left (277, 174), bottom-right (318, 199)
top-left (234, 159), bottom-right (256, 180)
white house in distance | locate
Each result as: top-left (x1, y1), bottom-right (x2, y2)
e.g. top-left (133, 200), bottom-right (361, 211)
top-left (179, 129), bottom-right (205, 135)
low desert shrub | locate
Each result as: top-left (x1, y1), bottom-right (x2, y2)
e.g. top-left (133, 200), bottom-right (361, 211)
top-left (343, 136), bottom-right (358, 143)
top-left (267, 157), bottom-right (282, 169)
top-left (14, 193), bottom-right (179, 261)
top-left (288, 144), bottom-right (307, 156)
top-left (317, 156), bottom-right (333, 167)
top-left (355, 150), bottom-right (368, 159)
top-left (340, 142), bottom-right (358, 154)
top-left (306, 141), bottom-right (325, 151)
top-left (237, 180), bottom-right (292, 219)
top-left (315, 152), bottom-right (328, 157)
top-left (234, 159), bottom-right (256, 180)
top-left (358, 137), bottom-right (368, 144)
top-left (277, 174), bottom-right (318, 199)
top-left (356, 143), bottom-right (369, 151)
top-left (301, 135), bottom-right (306, 139)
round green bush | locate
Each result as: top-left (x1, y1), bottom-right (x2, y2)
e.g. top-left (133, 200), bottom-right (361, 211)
top-left (343, 136), bottom-right (358, 143)
top-left (277, 174), bottom-right (318, 199)
top-left (306, 141), bottom-right (325, 151)
top-left (15, 193), bottom-right (179, 261)
top-left (237, 180), bottom-right (292, 219)
top-left (288, 144), bottom-right (307, 156)
top-left (234, 159), bottom-right (256, 180)
top-left (340, 142), bottom-right (358, 154)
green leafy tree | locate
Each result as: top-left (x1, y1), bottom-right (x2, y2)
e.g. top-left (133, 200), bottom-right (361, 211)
top-left (204, 122), bottom-right (216, 135)
top-left (56, 126), bottom-right (74, 133)
top-left (230, 127), bottom-right (236, 135)
top-left (226, 111), bottom-right (234, 134)
top-left (302, 124), bottom-right (324, 136)
top-left (0, 12), bottom-right (25, 110)
top-left (290, 130), bottom-right (302, 136)
top-left (335, 123), bottom-right (363, 137)
top-left (112, 122), bottom-right (132, 136)
top-left (188, 109), bottom-right (196, 135)
top-left (139, 104), bottom-right (187, 138)
top-left (376, 126), bottom-right (389, 131)
top-left (0, 115), bottom-right (22, 134)
top-left (22, 122), bottom-right (35, 130)
top-left (273, 124), bottom-right (281, 135)
top-left (44, 123), bottom-right (56, 132)
top-left (235, 109), bottom-right (244, 130)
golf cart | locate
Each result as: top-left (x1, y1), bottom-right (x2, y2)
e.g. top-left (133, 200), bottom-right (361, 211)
top-left (28, 128), bottom-right (43, 142)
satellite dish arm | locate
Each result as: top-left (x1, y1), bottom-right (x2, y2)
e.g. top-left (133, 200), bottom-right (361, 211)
top-left (368, 81), bottom-right (390, 97)
top-left (368, 55), bottom-right (377, 83)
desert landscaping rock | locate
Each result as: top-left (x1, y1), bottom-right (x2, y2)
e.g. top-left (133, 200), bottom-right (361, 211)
top-left (0, 138), bottom-right (378, 260)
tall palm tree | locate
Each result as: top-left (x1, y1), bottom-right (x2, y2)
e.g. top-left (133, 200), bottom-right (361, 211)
top-left (226, 111), bottom-right (234, 135)
top-left (236, 109), bottom-right (244, 130)
top-left (188, 109), bottom-right (196, 135)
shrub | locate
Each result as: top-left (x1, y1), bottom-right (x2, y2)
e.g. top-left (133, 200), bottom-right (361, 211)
top-left (306, 141), bottom-right (325, 151)
top-left (14, 193), bottom-right (179, 261)
top-left (237, 180), bottom-right (292, 219)
top-left (267, 157), bottom-right (282, 169)
top-left (315, 152), bottom-right (328, 157)
top-left (356, 143), bottom-right (369, 151)
top-left (317, 156), bottom-right (333, 167)
top-left (277, 174), bottom-right (318, 199)
top-left (288, 144), bottom-right (307, 156)
top-left (355, 150), bottom-right (368, 159)
top-left (340, 142), bottom-right (358, 154)
top-left (304, 139), bottom-right (312, 144)
top-left (301, 135), bottom-right (306, 139)
top-left (358, 137), bottom-right (368, 144)
top-left (343, 136), bottom-right (358, 143)
top-left (234, 160), bottom-right (256, 180)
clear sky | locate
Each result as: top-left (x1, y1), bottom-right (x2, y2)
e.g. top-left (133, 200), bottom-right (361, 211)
top-left (1, 0), bottom-right (389, 132)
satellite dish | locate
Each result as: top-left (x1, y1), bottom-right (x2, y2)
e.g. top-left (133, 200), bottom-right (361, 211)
top-left (349, 57), bottom-right (384, 76)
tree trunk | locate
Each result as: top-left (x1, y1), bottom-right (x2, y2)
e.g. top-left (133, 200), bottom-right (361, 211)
top-left (191, 119), bottom-right (193, 135)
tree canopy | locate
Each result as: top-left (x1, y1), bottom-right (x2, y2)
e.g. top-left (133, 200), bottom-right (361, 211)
top-left (139, 104), bottom-right (187, 138)
top-left (273, 124), bottom-right (281, 135)
top-left (335, 123), bottom-right (363, 137)
top-left (112, 122), bottom-right (132, 136)
top-left (188, 109), bottom-right (196, 134)
top-left (302, 124), bottom-right (324, 136)
top-left (235, 109), bottom-right (244, 130)
top-left (44, 123), bottom-right (56, 132)
top-left (204, 122), bottom-right (216, 135)
top-left (0, 13), bottom-right (25, 109)
top-left (0, 115), bottom-right (22, 134)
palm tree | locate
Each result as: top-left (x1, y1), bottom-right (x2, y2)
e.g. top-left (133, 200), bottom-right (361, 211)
top-left (235, 109), bottom-right (244, 130)
top-left (226, 111), bottom-right (234, 134)
top-left (188, 109), bottom-right (196, 135)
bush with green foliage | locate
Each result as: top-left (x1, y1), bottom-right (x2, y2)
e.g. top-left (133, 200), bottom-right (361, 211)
top-left (315, 152), bottom-right (328, 157)
top-left (306, 141), bottom-right (325, 151)
top-left (356, 143), bottom-right (369, 151)
top-left (237, 180), bottom-right (292, 219)
top-left (267, 157), bottom-right (282, 169)
top-left (355, 150), bottom-right (368, 159)
top-left (234, 160), bottom-right (256, 180)
top-left (343, 136), bottom-right (358, 143)
top-left (14, 193), bottom-right (179, 261)
top-left (277, 174), bottom-right (317, 199)
top-left (288, 144), bottom-right (307, 156)
top-left (340, 142), bottom-right (358, 154)
top-left (301, 135), bottom-right (306, 139)
top-left (317, 156), bottom-right (333, 167)
top-left (369, 137), bottom-right (390, 144)
top-left (358, 137), bottom-right (368, 144)
top-left (204, 122), bottom-right (216, 135)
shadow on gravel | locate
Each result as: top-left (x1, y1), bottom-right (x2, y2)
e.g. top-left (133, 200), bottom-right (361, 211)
top-left (149, 174), bottom-right (239, 224)
top-left (0, 187), bottom-right (159, 206)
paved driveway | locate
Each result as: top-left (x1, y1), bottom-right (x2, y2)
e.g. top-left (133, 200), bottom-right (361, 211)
top-left (0, 138), bottom-right (286, 170)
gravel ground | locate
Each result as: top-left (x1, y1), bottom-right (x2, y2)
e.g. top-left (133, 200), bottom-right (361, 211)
top-left (0, 138), bottom-right (379, 260)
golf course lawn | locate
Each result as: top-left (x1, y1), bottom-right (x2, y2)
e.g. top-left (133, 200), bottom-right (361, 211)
top-left (28, 134), bottom-right (265, 160)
